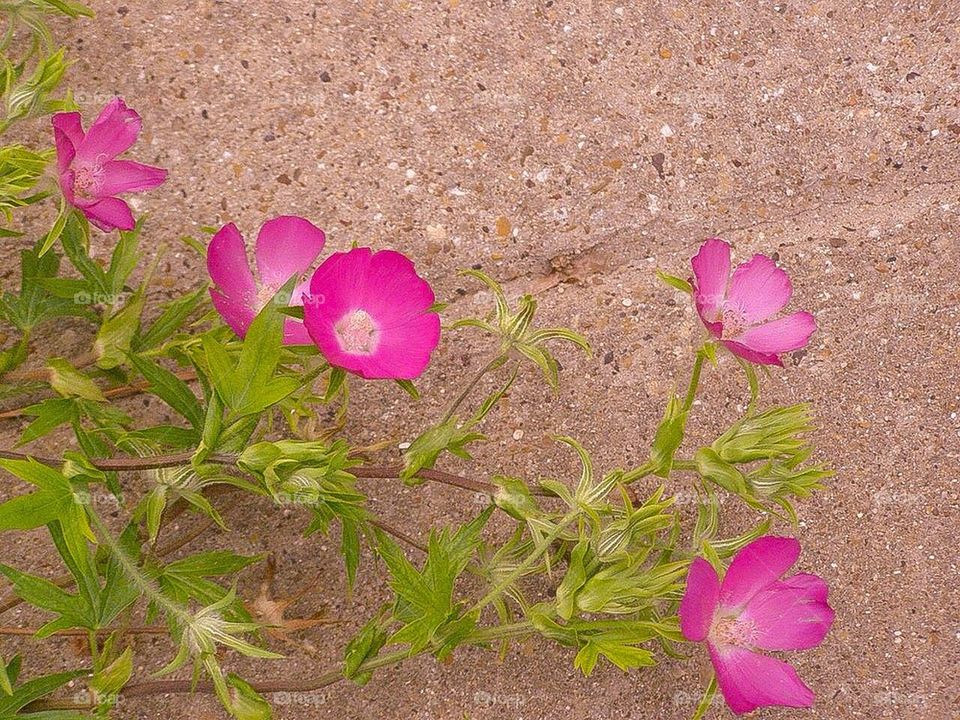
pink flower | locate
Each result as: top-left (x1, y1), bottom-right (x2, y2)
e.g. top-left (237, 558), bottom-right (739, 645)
top-left (690, 238), bottom-right (816, 366)
top-left (206, 216), bottom-right (326, 344)
top-left (52, 98), bottom-right (167, 232)
top-left (679, 536), bottom-right (834, 715)
top-left (302, 247), bottom-right (440, 380)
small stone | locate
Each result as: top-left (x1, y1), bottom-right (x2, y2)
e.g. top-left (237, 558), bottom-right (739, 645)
top-left (319, 71), bottom-right (331, 82)
top-left (658, 46), bottom-right (672, 59)
top-left (512, 429), bottom-right (524, 440)
top-left (495, 216), bottom-right (512, 237)
top-left (660, 124), bottom-right (674, 138)
top-left (651, 152), bottom-right (665, 179)
top-left (276, 173), bottom-right (292, 185)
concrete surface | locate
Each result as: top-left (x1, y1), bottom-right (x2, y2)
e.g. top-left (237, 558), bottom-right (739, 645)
top-left (2, 1), bottom-right (959, 718)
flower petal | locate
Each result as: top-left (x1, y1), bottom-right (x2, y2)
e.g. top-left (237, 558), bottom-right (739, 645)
top-left (719, 536), bottom-right (800, 611)
top-left (98, 160), bottom-right (167, 195)
top-left (354, 312), bottom-right (440, 379)
top-left (209, 288), bottom-right (256, 339)
top-left (725, 254), bottom-right (792, 324)
top-left (691, 238), bottom-right (731, 324)
top-left (80, 197), bottom-right (135, 232)
top-left (739, 576), bottom-right (834, 651)
top-left (254, 216), bottom-right (326, 290)
top-left (303, 247), bottom-right (440, 379)
top-left (679, 557), bottom-right (720, 642)
top-left (52, 112), bottom-right (83, 172)
top-left (721, 340), bottom-right (784, 367)
top-left (206, 223), bottom-right (256, 306)
top-left (735, 311), bottom-right (816, 356)
top-left (709, 643), bottom-right (815, 714)
top-left (282, 277), bottom-right (316, 345)
top-left (781, 572), bottom-right (829, 603)
top-left (76, 97), bottom-right (142, 162)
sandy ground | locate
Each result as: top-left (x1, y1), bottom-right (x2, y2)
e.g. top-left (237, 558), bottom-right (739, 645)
top-left (1, 1), bottom-right (959, 718)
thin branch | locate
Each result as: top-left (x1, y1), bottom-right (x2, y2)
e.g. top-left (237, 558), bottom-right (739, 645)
top-left (0, 625), bottom-right (168, 637)
top-left (369, 518), bottom-right (427, 553)
top-left (0, 448), bottom-right (556, 497)
top-left (0, 369), bottom-right (199, 420)
top-left (1, 352), bottom-right (96, 384)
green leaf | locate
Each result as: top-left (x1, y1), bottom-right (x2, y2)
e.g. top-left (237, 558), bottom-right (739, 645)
top-left (691, 675), bottom-right (719, 720)
top-left (18, 398), bottom-right (78, 446)
top-left (127, 354), bottom-right (203, 430)
top-left (37, 198), bottom-right (68, 256)
top-left (47, 357), bottom-right (104, 401)
top-left (136, 285), bottom-right (207, 350)
top-left (394, 378), bottom-right (419, 400)
top-left (649, 395), bottom-right (685, 478)
top-left (343, 614), bottom-right (388, 686)
top-left (226, 674), bottom-right (272, 720)
top-left (163, 551), bottom-right (262, 578)
top-left (323, 367), bottom-right (347, 402)
top-left (59, 214), bottom-right (106, 293)
top-left (0, 667), bottom-right (85, 716)
top-left (106, 220), bottom-right (143, 295)
top-left (655, 270), bottom-right (693, 294)
top-left (0, 655), bottom-right (14, 696)
top-left (493, 476), bottom-right (541, 521)
top-left (694, 448), bottom-right (749, 496)
top-left (37, 0), bottom-right (96, 18)
top-left (0, 458), bottom-right (76, 531)
top-left (94, 289), bottom-right (145, 369)
top-left (378, 509), bottom-right (490, 654)
top-left (0, 565), bottom-right (91, 633)
top-left (90, 648), bottom-right (132, 696)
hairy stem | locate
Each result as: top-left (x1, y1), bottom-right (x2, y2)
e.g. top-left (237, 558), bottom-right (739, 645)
top-left (0, 448), bottom-right (556, 496)
top-left (440, 353), bottom-right (505, 423)
top-left (24, 622), bottom-right (535, 710)
top-left (682, 347), bottom-right (707, 414)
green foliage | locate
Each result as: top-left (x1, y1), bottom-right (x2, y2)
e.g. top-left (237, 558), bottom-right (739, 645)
top-left (202, 301), bottom-right (303, 418)
top-left (0, 145), bottom-right (53, 226)
top-left (377, 509), bottom-right (492, 658)
top-left (401, 360), bottom-right (520, 481)
top-left (0, 661), bottom-right (85, 717)
top-left (452, 270), bottom-right (590, 389)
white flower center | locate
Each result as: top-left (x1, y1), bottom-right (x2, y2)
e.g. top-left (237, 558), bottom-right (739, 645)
top-left (709, 614), bottom-right (758, 648)
top-left (335, 309), bottom-right (378, 355)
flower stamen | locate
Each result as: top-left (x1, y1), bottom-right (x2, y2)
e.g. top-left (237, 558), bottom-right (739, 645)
top-left (335, 309), bottom-right (379, 355)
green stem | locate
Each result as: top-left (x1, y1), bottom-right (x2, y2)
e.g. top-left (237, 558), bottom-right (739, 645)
top-left (691, 673), bottom-right (718, 720)
top-left (469, 512), bottom-right (577, 614)
top-left (621, 461), bottom-right (655, 486)
top-left (440, 353), bottom-right (505, 423)
top-left (87, 630), bottom-right (99, 668)
top-left (87, 511), bottom-right (193, 628)
top-left (106, 622), bottom-right (536, 703)
top-left (682, 348), bottom-right (707, 414)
